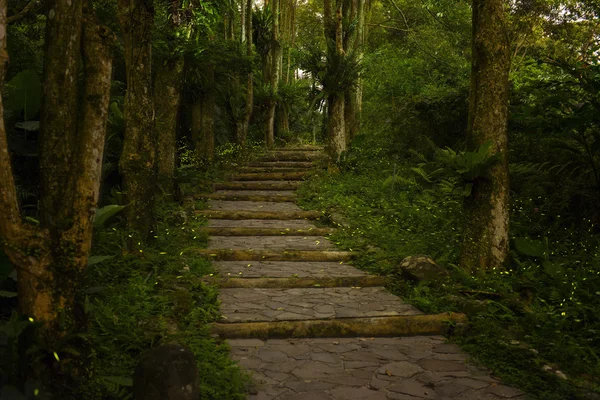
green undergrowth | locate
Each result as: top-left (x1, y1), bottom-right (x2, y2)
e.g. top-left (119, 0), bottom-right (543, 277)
top-left (297, 137), bottom-right (600, 400)
top-left (86, 145), bottom-right (257, 399)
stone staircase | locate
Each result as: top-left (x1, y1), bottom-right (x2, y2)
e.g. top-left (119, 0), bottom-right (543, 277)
top-left (197, 147), bottom-right (525, 400)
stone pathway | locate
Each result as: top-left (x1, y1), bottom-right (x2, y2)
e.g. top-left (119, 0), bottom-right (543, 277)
top-left (202, 147), bottom-right (525, 400)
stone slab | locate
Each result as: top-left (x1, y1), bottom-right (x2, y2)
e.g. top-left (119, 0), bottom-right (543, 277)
top-left (207, 200), bottom-right (303, 212)
top-left (208, 219), bottom-right (317, 229)
top-left (208, 236), bottom-right (335, 250)
top-left (212, 190), bottom-right (297, 197)
top-left (213, 261), bottom-right (366, 278)
top-left (229, 337), bottom-right (525, 400)
top-left (219, 287), bottom-right (422, 322)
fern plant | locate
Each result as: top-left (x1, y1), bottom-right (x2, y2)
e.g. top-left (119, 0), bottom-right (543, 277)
top-left (410, 140), bottom-right (501, 197)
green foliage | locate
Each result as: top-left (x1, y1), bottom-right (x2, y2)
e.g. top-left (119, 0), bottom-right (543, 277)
top-left (409, 140), bottom-right (502, 197)
top-left (93, 205), bottom-right (126, 228)
top-left (4, 69), bottom-right (42, 120)
top-left (299, 45), bottom-right (363, 107)
top-left (87, 200), bottom-right (248, 399)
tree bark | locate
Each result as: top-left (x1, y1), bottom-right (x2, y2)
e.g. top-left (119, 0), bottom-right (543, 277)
top-left (118, 0), bottom-right (156, 244)
top-left (265, 0), bottom-right (280, 148)
top-left (240, 0), bottom-right (246, 43)
top-left (459, 0), bottom-right (511, 271)
top-left (191, 100), bottom-right (202, 155)
top-left (324, 0), bottom-right (347, 161)
top-left (39, 0), bottom-right (83, 230)
top-left (328, 94), bottom-right (346, 161)
top-left (155, 58), bottom-right (184, 196)
top-left (276, 103), bottom-right (290, 138)
top-left (191, 63), bottom-right (215, 162)
top-left (201, 64), bottom-right (216, 161)
top-left (344, 0), bottom-right (364, 143)
top-left (239, 0), bottom-right (254, 146)
top-left (155, 0), bottom-right (184, 197)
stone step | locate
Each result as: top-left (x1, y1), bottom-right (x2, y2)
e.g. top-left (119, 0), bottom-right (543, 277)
top-left (213, 261), bottom-right (364, 278)
top-left (207, 200), bottom-right (302, 212)
top-left (218, 287), bottom-right (422, 323)
top-left (226, 337), bottom-right (522, 400)
top-left (202, 227), bottom-right (334, 236)
top-left (208, 189), bottom-right (297, 197)
top-left (239, 167), bottom-right (312, 173)
top-left (233, 172), bottom-right (309, 181)
top-left (208, 236), bottom-right (335, 251)
top-left (257, 152), bottom-right (327, 162)
top-left (196, 210), bottom-right (321, 220)
top-left (192, 249), bottom-right (354, 262)
top-left (207, 219), bottom-right (316, 229)
top-left (205, 276), bottom-right (388, 289)
top-left (212, 313), bottom-right (467, 339)
top-left (214, 181), bottom-right (301, 191)
top-left (274, 146), bottom-right (324, 151)
top-left (196, 192), bottom-right (297, 202)
top-left (246, 161), bottom-right (316, 169)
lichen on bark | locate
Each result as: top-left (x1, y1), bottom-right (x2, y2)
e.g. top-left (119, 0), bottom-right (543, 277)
top-left (460, 0), bottom-right (511, 271)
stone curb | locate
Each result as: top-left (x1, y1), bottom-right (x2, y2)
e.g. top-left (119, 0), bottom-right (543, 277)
top-left (192, 249), bottom-right (354, 261)
top-left (201, 227), bottom-right (333, 236)
top-left (212, 313), bottom-right (467, 339)
top-left (195, 193), bottom-right (297, 202)
top-left (214, 181), bottom-right (301, 190)
top-left (201, 275), bottom-right (388, 289)
top-left (195, 210), bottom-right (321, 220)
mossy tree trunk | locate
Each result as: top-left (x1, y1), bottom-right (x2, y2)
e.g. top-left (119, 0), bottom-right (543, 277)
top-left (118, 0), bottom-right (156, 244)
top-left (324, 0), bottom-right (346, 161)
top-left (235, 0), bottom-right (254, 147)
top-left (344, 0), bottom-right (364, 144)
top-left (265, 0), bottom-right (280, 148)
top-left (191, 63), bottom-right (216, 162)
top-left (459, 0), bottom-right (511, 271)
top-left (0, 0), bottom-right (113, 390)
top-left (155, 0), bottom-right (184, 197)
top-left (238, 0), bottom-right (254, 146)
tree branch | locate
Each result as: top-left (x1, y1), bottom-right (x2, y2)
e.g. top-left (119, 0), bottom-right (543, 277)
top-left (7, 0), bottom-right (43, 24)
top-left (387, 0), bottom-right (410, 31)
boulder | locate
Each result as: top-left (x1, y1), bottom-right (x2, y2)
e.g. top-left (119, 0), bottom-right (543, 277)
top-left (397, 255), bottom-right (449, 282)
top-left (133, 343), bottom-right (199, 400)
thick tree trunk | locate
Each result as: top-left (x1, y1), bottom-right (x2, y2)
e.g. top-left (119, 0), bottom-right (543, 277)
top-left (459, 0), bottom-right (511, 271)
top-left (344, 88), bottom-right (357, 143)
top-left (155, 0), bottom-right (184, 197)
top-left (155, 58), bottom-right (184, 196)
top-left (191, 65), bottom-right (215, 162)
top-left (191, 100), bottom-right (202, 154)
top-left (344, 0), bottom-right (364, 143)
top-left (265, 0), bottom-right (280, 148)
top-left (276, 104), bottom-right (290, 137)
top-left (238, 0), bottom-right (254, 146)
top-left (324, 0), bottom-right (347, 161)
top-left (118, 0), bottom-right (156, 244)
top-left (201, 64), bottom-right (216, 161)
top-left (1, 0), bottom-right (113, 391)
top-left (328, 94), bottom-right (346, 161)
top-left (39, 0), bottom-right (83, 229)
top-left (240, 0), bottom-right (246, 43)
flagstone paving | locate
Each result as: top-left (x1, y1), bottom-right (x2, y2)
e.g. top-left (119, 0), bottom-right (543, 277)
top-left (201, 147), bottom-right (525, 399)
top-left (229, 337), bottom-right (526, 400)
